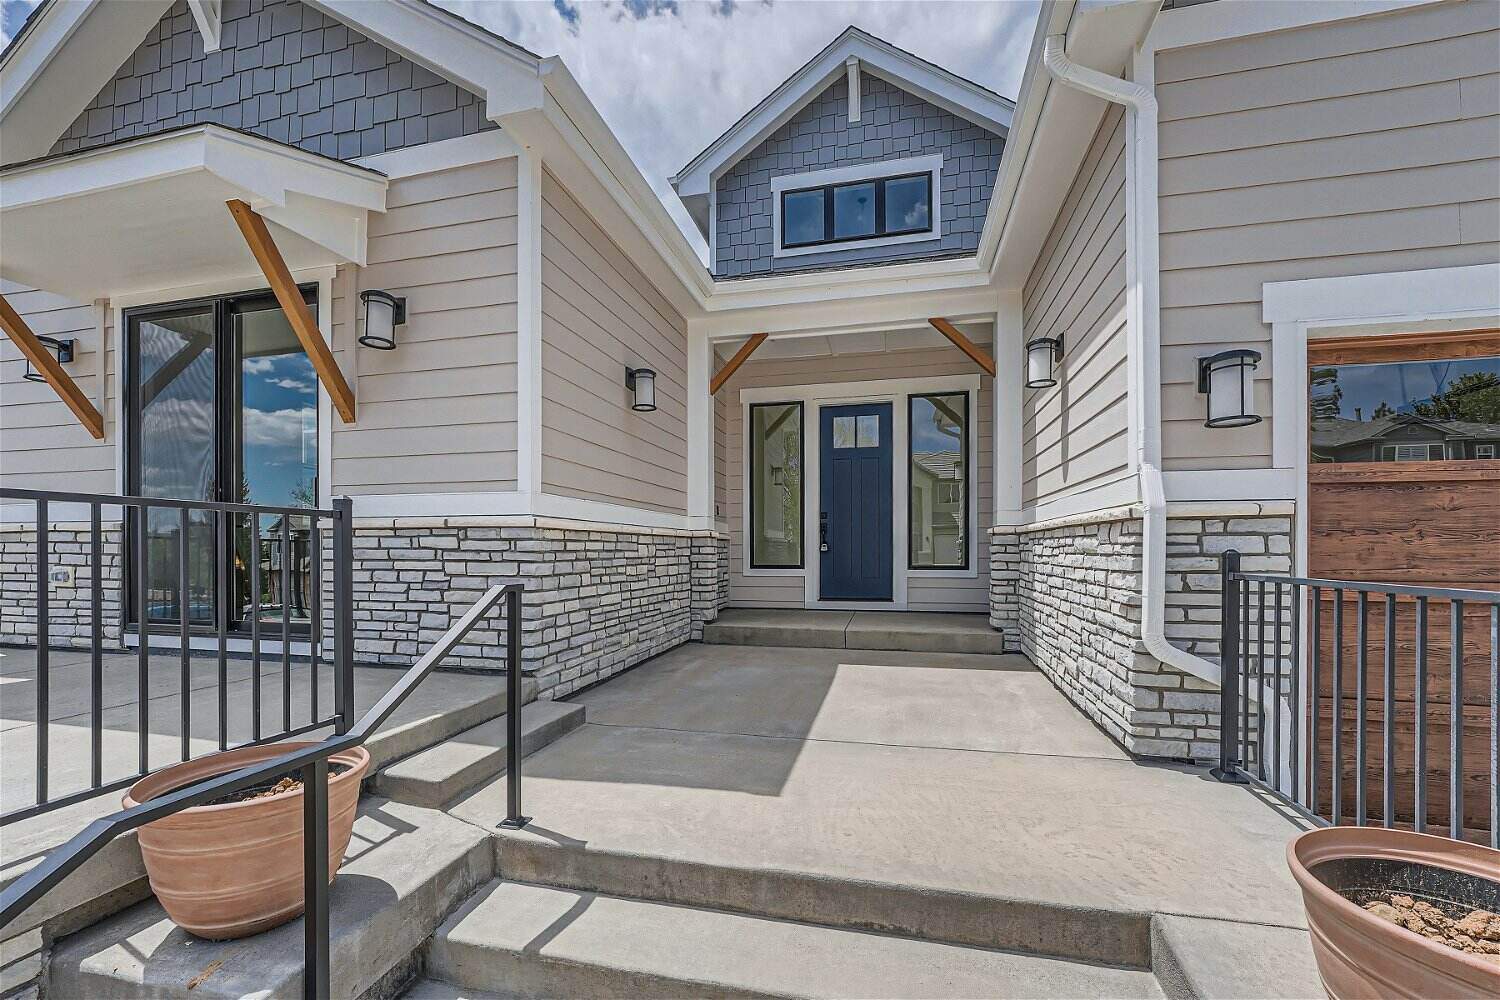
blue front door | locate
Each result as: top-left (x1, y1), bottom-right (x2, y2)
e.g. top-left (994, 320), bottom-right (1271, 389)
top-left (820, 403), bottom-right (893, 601)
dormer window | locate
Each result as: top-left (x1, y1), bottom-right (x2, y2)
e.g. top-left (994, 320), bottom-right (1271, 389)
top-left (771, 154), bottom-right (944, 259)
top-left (781, 173), bottom-right (931, 250)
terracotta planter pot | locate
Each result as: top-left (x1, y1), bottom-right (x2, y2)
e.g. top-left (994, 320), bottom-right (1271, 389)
top-left (1288, 826), bottom-right (1500, 999)
top-left (124, 741), bottom-right (370, 940)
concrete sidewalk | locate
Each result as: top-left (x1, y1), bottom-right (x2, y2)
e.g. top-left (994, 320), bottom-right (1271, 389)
top-left (447, 641), bottom-right (1323, 995)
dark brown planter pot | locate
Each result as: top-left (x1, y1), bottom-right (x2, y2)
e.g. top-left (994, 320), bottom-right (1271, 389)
top-left (124, 741), bottom-right (370, 940)
top-left (1288, 826), bottom-right (1500, 999)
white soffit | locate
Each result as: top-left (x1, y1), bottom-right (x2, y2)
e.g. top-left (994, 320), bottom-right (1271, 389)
top-left (0, 125), bottom-right (387, 301)
top-left (670, 26), bottom-right (1017, 205)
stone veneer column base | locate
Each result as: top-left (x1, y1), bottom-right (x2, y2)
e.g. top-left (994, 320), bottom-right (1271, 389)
top-left (351, 519), bottom-right (729, 699)
top-left (989, 504), bottom-right (1293, 761)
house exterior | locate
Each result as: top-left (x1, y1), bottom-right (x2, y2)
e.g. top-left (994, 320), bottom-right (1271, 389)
top-left (2, 0), bottom-right (1497, 763)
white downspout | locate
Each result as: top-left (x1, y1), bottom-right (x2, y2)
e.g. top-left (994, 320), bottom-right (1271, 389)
top-left (1042, 35), bottom-right (1222, 688)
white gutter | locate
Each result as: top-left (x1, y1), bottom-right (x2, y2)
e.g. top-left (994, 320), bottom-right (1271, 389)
top-left (1041, 34), bottom-right (1221, 688)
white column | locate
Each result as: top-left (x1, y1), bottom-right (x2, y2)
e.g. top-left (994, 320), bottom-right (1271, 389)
top-left (994, 290), bottom-right (1023, 523)
top-left (686, 324), bottom-right (714, 529)
top-left (515, 148), bottom-right (544, 509)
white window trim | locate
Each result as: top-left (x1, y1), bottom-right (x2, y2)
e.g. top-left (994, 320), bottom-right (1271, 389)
top-left (771, 154), bottom-right (943, 260)
top-left (1262, 262), bottom-right (1500, 582)
top-left (738, 373), bottom-right (981, 611)
top-left (1478, 444), bottom-right (1497, 460)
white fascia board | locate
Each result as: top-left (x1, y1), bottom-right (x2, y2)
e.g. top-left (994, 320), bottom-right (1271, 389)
top-left (701, 252), bottom-right (989, 320)
top-left (672, 26), bottom-right (1015, 201)
top-left (354, 129), bottom-right (520, 179)
top-left (698, 284), bottom-right (997, 342)
top-left (522, 60), bottom-right (713, 312)
top-left (0, 0), bottom-right (174, 164)
top-left (306, 0), bottom-right (544, 117)
top-left (1, 125), bottom-right (385, 213)
top-left (1263, 263), bottom-right (1500, 325)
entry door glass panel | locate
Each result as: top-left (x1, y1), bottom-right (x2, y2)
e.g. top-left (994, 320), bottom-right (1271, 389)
top-left (232, 297), bottom-right (319, 629)
top-left (820, 403), bottom-right (893, 601)
top-left (135, 308), bottom-right (217, 626)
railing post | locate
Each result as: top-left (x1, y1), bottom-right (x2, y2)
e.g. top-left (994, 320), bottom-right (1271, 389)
top-left (500, 584), bottom-right (530, 830)
top-left (1212, 550), bottom-right (1248, 783)
top-left (332, 497), bottom-right (355, 734)
top-left (302, 757), bottom-right (330, 1000)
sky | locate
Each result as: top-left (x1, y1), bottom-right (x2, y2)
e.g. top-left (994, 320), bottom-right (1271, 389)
top-left (0, 0), bottom-right (1040, 254)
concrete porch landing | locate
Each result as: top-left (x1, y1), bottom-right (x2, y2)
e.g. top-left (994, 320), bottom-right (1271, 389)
top-left (703, 607), bottom-right (1008, 654)
top-left (440, 642), bottom-right (1324, 997)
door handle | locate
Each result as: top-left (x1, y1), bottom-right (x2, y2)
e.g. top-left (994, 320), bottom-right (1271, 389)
top-left (820, 512), bottom-right (829, 552)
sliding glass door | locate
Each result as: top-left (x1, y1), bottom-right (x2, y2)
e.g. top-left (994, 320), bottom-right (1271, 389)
top-left (127, 287), bottom-right (318, 633)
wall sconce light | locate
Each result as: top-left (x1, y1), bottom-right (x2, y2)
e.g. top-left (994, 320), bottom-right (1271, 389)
top-left (625, 366), bottom-right (657, 412)
top-left (1024, 336), bottom-right (1063, 389)
top-left (358, 289), bottom-right (406, 350)
top-left (1197, 348), bottom-right (1263, 428)
top-left (22, 336), bottom-right (74, 382)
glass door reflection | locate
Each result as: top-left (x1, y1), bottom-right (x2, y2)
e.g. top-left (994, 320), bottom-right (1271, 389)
top-left (134, 307), bottom-right (218, 627)
top-left (127, 287), bottom-right (318, 634)
top-left (230, 295), bottom-right (319, 631)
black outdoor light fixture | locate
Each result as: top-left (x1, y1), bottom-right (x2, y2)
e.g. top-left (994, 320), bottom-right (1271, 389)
top-left (358, 289), bottom-right (406, 350)
top-left (625, 366), bottom-right (657, 412)
top-left (1197, 348), bottom-right (1263, 428)
top-left (1024, 336), bottom-right (1063, 390)
top-left (22, 336), bottom-right (74, 382)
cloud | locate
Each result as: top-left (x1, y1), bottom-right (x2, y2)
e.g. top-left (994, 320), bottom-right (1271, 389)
top-left (437, 0), bottom-right (1039, 262)
top-left (0, 0), bottom-right (40, 51)
top-left (271, 376), bottom-right (315, 393)
top-left (242, 357), bottom-right (277, 374)
top-left (242, 407), bottom-right (311, 448)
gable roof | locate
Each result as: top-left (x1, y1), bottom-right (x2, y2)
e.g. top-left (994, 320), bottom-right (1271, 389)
top-left (669, 25), bottom-right (1015, 233)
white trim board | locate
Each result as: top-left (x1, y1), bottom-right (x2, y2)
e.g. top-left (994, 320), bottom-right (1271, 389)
top-left (770, 154), bottom-right (944, 260)
top-left (738, 373), bottom-right (982, 611)
top-left (354, 130), bottom-right (521, 179)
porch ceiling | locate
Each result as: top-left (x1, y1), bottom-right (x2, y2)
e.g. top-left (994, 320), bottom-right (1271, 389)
top-left (0, 124), bottom-right (387, 302)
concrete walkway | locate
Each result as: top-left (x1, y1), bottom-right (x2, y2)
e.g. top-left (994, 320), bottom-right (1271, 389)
top-left (702, 607), bottom-right (1008, 654)
top-left (446, 641), bottom-right (1324, 996)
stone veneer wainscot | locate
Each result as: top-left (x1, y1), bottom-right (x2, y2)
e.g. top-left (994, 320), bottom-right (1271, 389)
top-left (990, 504), bottom-right (1293, 761)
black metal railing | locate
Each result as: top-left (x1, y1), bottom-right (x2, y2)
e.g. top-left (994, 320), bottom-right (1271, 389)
top-left (0, 582), bottom-right (528, 1000)
top-left (0, 487), bottom-right (355, 826)
top-left (1213, 550), bottom-right (1500, 848)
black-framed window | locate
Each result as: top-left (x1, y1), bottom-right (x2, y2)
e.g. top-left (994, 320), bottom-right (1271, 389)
top-left (749, 401), bottom-right (804, 568)
top-left (780, 171), bottom-right (933, 250)
top-left (908, 392), bottom-right (969, 570)
top-left (125, 286), bottom-right (319, 633)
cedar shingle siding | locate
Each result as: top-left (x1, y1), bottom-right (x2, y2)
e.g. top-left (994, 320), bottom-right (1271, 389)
top-left (50, 0), bottom-right (494, 161)
top-left (713, 73), bottom-right (1004, 277)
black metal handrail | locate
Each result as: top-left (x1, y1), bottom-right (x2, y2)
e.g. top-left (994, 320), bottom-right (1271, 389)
top-left (1213, 550), bottom-right (1500, 847)
top-left (0, 487), bottom-right (355, 826)
top-left (0, 581), bottom-right (527, 1000)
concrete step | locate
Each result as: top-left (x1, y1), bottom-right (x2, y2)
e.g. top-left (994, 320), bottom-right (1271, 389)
top-left (404, 978), bottom-right (511, 999)
top-left (1, 671), bottom-right (531, 955)
top-left (703, 610), bottom-right (1008, 655)
top-left (492, 833), bottom-right (1151, 969)
top-left (373, 700), bottom-right (586, 809)
top-left (425, 880), bottom-right (1165, 1000)
top-left (1151, 914), bottom-right (1322, 1000)
top-left (45, 797), bottom-right (492, 1000)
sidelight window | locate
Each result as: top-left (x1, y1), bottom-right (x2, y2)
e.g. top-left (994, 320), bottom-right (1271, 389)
top-left (908, 392), bottom-right (968, 569)
top-left (749, 402), bottom-right (804, 568)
